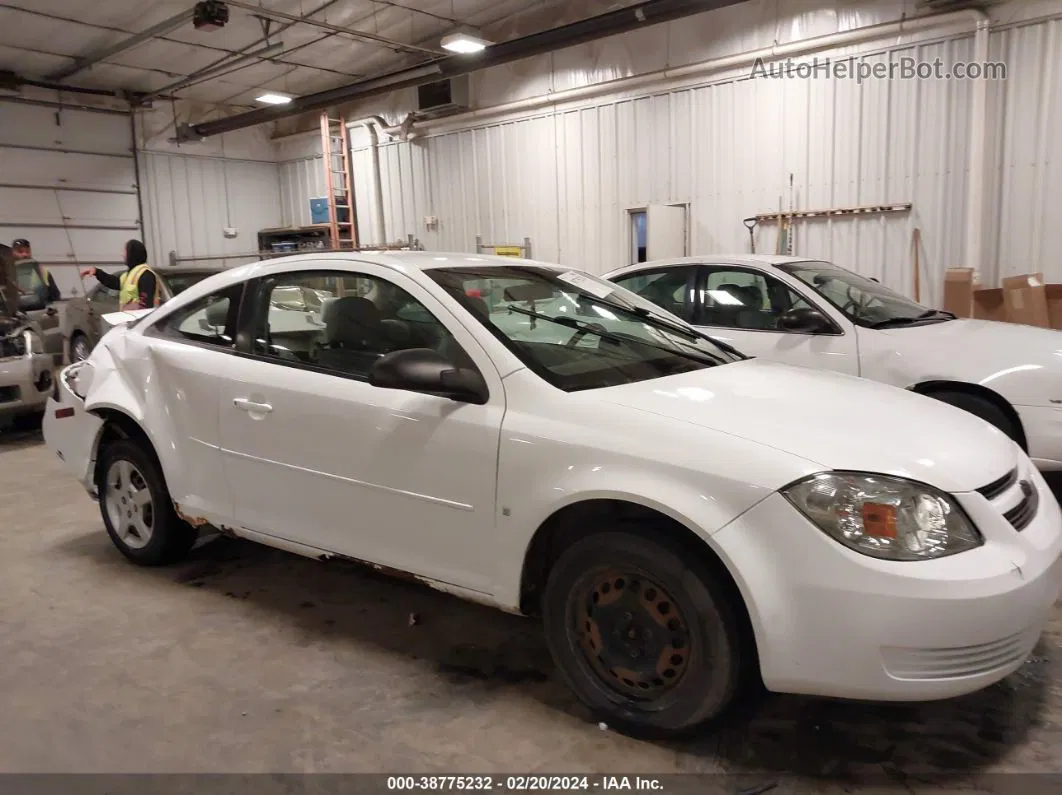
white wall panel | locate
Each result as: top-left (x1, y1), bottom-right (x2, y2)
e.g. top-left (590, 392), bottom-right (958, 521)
top-left (135, 102), bottom-right (282, 270)
top-left (140, 151), bottom-right (282, 269)
top-left (0, 98), bottom-right (138, 296)
top-left (272, 0), bottom-right (1062, 309)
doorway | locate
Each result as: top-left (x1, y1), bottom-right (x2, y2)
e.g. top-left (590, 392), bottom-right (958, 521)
top-left (628, 204), bottom-right (688, 264)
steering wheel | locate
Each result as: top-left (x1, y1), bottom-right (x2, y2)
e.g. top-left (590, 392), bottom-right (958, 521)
top-left (566, 322), bottom-right (607, 349)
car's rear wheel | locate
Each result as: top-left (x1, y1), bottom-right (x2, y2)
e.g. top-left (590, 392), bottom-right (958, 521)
top-left (98, 439), bottom-right (196, 565)
top-left (928, 390), bottom-right (1020, 445)
top-left (542, 527), bottom-right (747, 738)
top-left (70, 332), bottom-right (91, 362)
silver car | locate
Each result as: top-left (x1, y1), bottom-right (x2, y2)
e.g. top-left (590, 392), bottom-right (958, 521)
top-left (0, 305), bottom-right (53, 430)
top-left (63, 267), bottom-right (221, 361)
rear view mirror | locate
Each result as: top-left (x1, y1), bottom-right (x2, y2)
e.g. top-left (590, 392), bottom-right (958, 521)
top-left (777, 307), bottom-right (834, 334)
top-left (503, 282), bottom-right (554, 302)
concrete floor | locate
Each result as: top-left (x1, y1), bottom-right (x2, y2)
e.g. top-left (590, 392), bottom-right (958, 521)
top-left (1, 428), bottom-right (1060, 790)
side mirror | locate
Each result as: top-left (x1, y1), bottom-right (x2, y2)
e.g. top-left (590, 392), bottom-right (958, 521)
top-left (777, 307), bottom-right (834, 333)
top-left (369, 348), bottom-right (489, 405)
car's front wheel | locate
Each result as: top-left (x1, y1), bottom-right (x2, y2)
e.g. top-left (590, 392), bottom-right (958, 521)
top-left (542, 526), bottom-right (748, 738)
top-left (98, 439), bottom-right (196, 565)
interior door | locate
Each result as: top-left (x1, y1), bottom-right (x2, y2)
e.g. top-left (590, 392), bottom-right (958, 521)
top-left (646, 204), bottom-right (688, 260)
top-left (218, 266), bottom-right (505, 595)
top-left (694, 264), bottom-right (859, 375)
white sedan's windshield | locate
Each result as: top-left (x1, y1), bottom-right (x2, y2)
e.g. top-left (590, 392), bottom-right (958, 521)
top-left (777, 261), bottom-right (952, 327)
top-left (426, 266), bottom-right (743, 392)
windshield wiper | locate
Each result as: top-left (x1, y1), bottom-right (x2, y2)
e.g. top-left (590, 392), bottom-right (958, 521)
top-left (504, 304), bottom-right (725, 366)
top-left (574, 295), bottom-right (748, 360)
top-left (868, 309), bottom-right (956, 329)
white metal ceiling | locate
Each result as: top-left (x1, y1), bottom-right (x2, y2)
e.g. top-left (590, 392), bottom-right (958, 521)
top-left (0, 0), bottom-right (606, 108)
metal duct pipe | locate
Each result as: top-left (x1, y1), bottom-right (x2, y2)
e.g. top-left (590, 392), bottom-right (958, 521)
top-left (349, 117), bottom-right (392, 245)
top-left (184, 0), bottom-right (748, 140)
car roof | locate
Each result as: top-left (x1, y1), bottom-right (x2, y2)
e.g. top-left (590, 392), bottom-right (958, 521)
top-left (603, 255), bottom-right (821, 279)
top-left (213, 251), bottom-right (565, 285)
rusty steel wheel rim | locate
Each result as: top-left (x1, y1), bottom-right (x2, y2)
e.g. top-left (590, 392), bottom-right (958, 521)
top-left (576, 571), bottom-right (692, 699)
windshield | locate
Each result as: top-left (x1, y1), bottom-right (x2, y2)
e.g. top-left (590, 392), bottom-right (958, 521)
top-left (162, 271), bottom-right (217, 296)
top-left (776, 261), bottom-right (951, 327)
top-left (425, 265), bottom-right (743, 392)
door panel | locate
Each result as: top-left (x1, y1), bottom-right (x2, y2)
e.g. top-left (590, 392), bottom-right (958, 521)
top-left (695, 265), bottom-right (860, 375)
top-left (218, 267), bottom-right (505, 594)
top-left (646, 205), bottom-right (687, 259)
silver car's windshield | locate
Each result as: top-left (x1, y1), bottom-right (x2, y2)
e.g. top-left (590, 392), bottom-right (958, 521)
top-left (776, 261), bottom-right (954, 328)
top-left (426, 265), bottom-right (743, 392)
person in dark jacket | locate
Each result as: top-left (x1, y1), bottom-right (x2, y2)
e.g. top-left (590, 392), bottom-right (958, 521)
top-left (0, 243), bottom-right (20, 316)
top-left (11, 239), bottom-right (61, 302)
top-left (80, 240), bottom-right (160, 310)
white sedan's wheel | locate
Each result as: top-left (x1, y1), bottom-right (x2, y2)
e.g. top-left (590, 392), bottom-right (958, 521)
top-left (104, 459), bottom-right (155, 550)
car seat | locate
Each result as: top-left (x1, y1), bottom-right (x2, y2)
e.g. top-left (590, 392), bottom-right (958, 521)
top-left (735, 284), bottom-right (769, 329)
top-left (316, 296), bottom-right (389, 375)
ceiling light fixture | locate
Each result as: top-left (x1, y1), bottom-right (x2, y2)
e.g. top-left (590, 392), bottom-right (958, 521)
top-left (256, 92), bottom-right (293, 105)
top-left (440, 30), bottom-right (490, 54)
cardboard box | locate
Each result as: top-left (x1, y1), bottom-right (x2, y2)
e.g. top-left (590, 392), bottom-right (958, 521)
top-left (972, 288), bottom-right (1006, 322)
top-left (942, 268), bottom-right (978, 317)
top-left (1002, 273), bottom-right (1050, 328)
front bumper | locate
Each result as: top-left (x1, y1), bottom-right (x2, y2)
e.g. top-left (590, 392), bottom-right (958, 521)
top-left (0, 353), bottom-right (53, 418)
top-left (712, 456), bottom-right (1062, 702)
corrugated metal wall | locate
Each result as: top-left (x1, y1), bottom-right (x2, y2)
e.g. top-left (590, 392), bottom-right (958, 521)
top-left (275, 1), bottom-right (1062, 308)
top-left (138, 108), bottom-right (282, 269)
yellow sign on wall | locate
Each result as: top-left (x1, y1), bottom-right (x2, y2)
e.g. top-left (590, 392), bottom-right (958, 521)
top-left (494, 246), bottom-right (523, 257)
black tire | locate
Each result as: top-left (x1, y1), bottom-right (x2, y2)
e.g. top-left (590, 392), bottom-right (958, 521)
top-left (542, 525), bottom-right (748, 738)
top-left (97, 438), bottom-right (196, 566)
top-left (928, 390), bottom-right (1019, 444)
top-left (69, 332), bottom-right (91, 363)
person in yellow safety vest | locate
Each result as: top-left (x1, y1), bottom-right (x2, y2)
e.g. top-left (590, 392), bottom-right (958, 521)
top-left (80, 240), bottom-right (161, 311)
top-left (11, 239), bottom-right (61, 302)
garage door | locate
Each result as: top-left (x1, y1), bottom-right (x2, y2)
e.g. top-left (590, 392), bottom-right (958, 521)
top-left (0, 99), bottom-right (141, 298)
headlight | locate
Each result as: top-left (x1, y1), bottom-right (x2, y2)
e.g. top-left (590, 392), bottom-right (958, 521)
top-left (783, 472), bottom-right (983, 561)
top-left (2, 333), bottom-right (26, 358)
top-left (64, 362), bottom-right (93, 399)
top-left (23, 330), bottom-right (43, 357)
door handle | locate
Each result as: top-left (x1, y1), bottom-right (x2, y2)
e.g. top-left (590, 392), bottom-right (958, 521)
top-left (233, 398), bottom-right (273, 414)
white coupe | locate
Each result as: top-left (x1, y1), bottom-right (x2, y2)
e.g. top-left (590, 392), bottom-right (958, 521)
top-left (43, 252), bottom-right (1062, 737)
top-left (606, 256), bottom-right (1062, 471)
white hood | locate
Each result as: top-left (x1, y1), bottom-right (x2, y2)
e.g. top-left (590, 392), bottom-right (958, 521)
top-left (599, 359), bottom-right (1018, 494)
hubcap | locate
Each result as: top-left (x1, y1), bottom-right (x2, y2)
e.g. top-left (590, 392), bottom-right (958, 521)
top-left (577, 572), bottom-right (691, 698)
top-left (104, 459), bottom-right (154, 550)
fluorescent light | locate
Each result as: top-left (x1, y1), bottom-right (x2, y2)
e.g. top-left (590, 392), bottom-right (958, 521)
top-left (256, 93), bottom-right (292, 105)
top-left (441, 31), bottom-right (489, 53)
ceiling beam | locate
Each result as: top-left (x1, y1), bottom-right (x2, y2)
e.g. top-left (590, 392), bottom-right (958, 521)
top-left (224, 0), bottom-right (445, 57)
top-left (45, 7), bottom-right (193, 82)
top-left (186, 0), bottom-right (749, 139)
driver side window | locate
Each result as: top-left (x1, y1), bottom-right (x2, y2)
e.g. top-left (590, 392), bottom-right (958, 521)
top-left (249, 270), bottom-right (469, 380)
top-left (700, 267), bottom-right (812, 331)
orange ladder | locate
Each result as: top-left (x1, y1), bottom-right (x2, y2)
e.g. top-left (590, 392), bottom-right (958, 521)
top-left (319, 111), bottom-right (358, 250)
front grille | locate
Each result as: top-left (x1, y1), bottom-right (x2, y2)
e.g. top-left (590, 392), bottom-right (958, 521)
top-left (976, 467), bottom-right (1038, 532)
top-left (1004, 482), bottom-right (1039, 532)
top-left (0, 385), bottom-right (19, 404)
top-left (977, 468), bottom-right (1018, 500)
